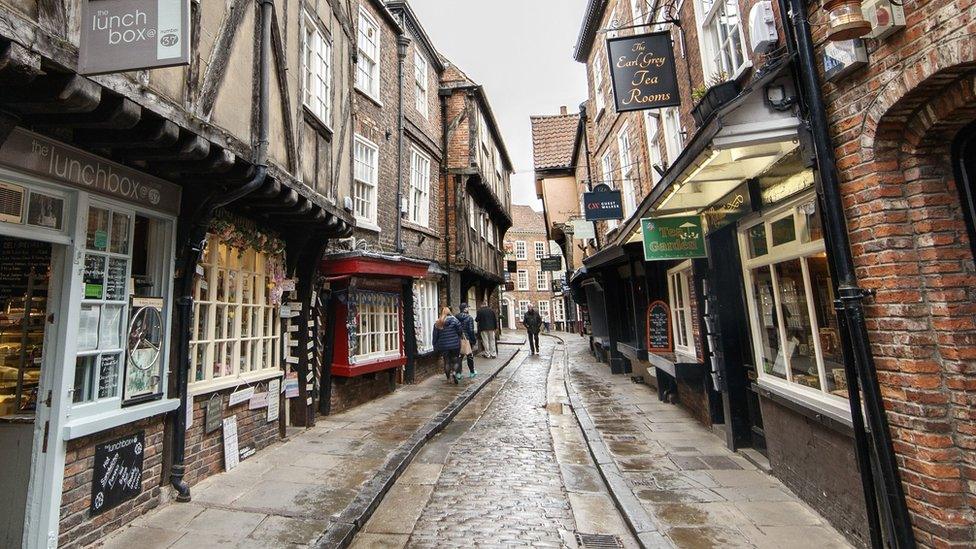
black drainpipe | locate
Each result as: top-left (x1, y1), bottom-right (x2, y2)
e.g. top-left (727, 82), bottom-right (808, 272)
top-left (394, 31), bottom-right (410, 254)
top-left (169, 0), bottom-right (274, 501)
top-left (440, 89), bottom-right (452, 305)
top-left (781, 0), bottom-right (915, 546)
top-left (578, 103), bottom-right (601, 251)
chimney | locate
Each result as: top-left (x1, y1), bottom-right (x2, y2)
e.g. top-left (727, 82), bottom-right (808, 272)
top-left (559, 106), bottom-right (568, 115)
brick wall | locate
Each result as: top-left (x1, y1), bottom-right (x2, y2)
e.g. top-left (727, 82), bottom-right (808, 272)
top-left (677, 378), bottom-right (712, 427)
top-left (330, 370), bottom-right (396, 414)
top-left (809, 0), bottom-right (976, 544)
top-left (59, 417), bottom-right (165, 548)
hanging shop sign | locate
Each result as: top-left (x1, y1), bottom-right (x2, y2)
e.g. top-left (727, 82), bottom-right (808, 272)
top-left (540, 256), bottom-right (563, 272)
top-left (90, 431), bottom-right (145, 515)
top-left (646, 300), bottom-right (673, 352)
top-left (606, 31), bottom-right (681, 112)
top-left (79, 0), bottom-right (191, 75)
top-left (641, 216), bottom-right (707, 261)
top-left (507, 260), bottom-right (518, 273)
top-left (702, 183), bottom-right (752, 233)
top-left (583, 185), bottom-right (624, 221)
top-left (0, 129), bottom-right (181, 214)
top-left (571, 219), bottom-right (596, 240)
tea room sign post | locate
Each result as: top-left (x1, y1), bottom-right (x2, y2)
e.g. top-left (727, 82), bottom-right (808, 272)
top-left (606, 31), bottom-right (681, 112)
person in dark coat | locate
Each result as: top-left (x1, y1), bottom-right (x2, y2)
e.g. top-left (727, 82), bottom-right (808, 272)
top-left (523, 304), bottom-right (543, 355)
top-left (456, 303), bottom-right (478, 378)
top-left (432, 306), bottom-right (463, 384)
top-left (475, 300), bottom-right (499, 358)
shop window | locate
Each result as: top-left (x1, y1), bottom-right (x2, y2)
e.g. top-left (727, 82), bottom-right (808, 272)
top-left (515, 241), bottom-right (527, 260)
top-left (667, 261), bottom-right (696, 358)
top-left (351, 292), bottom-right (400, 363)
top-left (409, 147), bottom-right (431, 227)
top-left (740, 195), bottom-right (848, 405)
top-left (414, 50), bottom-right (428, 117)
top-left (414, 280), bottom-right (438, 353)
top-left (74, 205), bottom-right (173, 410)
top-left (189, 234), bottom-right (283, 392)
top-left (517, 269), bottom-right (529, 291)
top-left (356, 8), bottom-right (380, 100)
top-left (536, 269), bottom-right (548, 291)
top-left (353, 136), bottom-right (379, 225)
top-left (303, 14), bottom-right (332, 126)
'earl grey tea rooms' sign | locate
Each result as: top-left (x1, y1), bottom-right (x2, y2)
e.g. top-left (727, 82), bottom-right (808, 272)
top-left (79, 0), bottom-right (190, 75)
top-left (606, 31), bottom-right (681, 113)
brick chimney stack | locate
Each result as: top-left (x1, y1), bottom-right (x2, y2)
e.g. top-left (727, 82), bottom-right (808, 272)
top-left (559, 105), bottom-right (568, 115)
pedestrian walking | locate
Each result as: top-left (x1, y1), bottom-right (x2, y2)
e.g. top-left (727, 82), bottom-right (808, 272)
top-left (432, 306), bottom-right (463, 384)
top-left (457, 303), bottom-right (478, 378)
top-left (523, 304), bottom-right (543, 355)
top-left (475, 300), bottom-right (498, 358)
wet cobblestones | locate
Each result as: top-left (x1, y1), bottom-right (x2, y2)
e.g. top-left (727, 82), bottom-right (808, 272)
top-left (407, 345), bottom-right (573, 548)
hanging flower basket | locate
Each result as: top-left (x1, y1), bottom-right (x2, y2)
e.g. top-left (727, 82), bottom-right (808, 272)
top-left (692, 80), bottom-right (741, 126)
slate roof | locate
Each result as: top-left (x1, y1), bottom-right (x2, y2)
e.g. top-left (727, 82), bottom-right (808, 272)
top-left (531, 113), bottom-right (580, 171)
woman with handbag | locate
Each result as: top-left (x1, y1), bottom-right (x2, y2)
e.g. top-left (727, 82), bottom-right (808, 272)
top-left (456, 303), bottom-right (478, 378)
top-left (432, 306), bottom-right (464, 384)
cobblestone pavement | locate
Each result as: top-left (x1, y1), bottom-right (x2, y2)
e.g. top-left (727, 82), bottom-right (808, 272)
top-left (563, 336), bottom-right (854, 549)
top-left (405, 338), bottom-right (574, 548)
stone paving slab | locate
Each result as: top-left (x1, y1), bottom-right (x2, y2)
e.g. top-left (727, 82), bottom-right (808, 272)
top-left (562, 336), bottom-right (854, 549)
top-left (98, 346), bottom-right (519, 549)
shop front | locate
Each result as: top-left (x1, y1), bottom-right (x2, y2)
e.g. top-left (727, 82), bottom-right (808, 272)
top-left (0, 128), bottom-right (180, 548)
top-left (318, 253), bottom-right (430, 414)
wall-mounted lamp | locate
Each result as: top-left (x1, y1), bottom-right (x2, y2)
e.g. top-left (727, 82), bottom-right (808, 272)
top-left (764, 84), bottom-right (796, 111)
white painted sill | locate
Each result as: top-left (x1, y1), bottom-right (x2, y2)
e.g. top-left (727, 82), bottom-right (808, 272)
top-left (755, 377), bottom-right (853, 427)
top-left (189, 369), bottom-right (285, 398)
top-left (63, 398), bottom-right (180, 440)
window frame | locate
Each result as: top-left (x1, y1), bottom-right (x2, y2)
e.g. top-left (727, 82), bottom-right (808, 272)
top-left (534, 241), bottom-right (546, 260)
top-left (413, 279), bottom-right (438, 353)
top-left (695, 0), bottom-right (750, 80)
top-left (738, 192), bottom-right (849, 413)
top-left (518, 300), bottom-right (531, 318)
top-left (414, 50), bottom-right (429, 118)
top-left (592, 49), bottom-right (607, 114)
top-left (515, 241), bottom-right (527, 260)
top-left (536, 269), bottom-right (548, 291)
top-left (408, 146), bottom-right (431, 227)
top-left (356, 8), bottom-right (381, 101)
top-left (517, 269), bottom-right (529, 291)
top-left (662, 107), bottom-right (683, 164)
top-left (644, 111), bottom-right (663, 185)
top-left (617, 123), bottom-right (637, 217)
top-left (667, 260), bottom-right (697, 359)
top-left (353, 134), bottom-right (379, 227)
top-left (537, 300), bottom-right (551, 322)
top-left (351, 292), bottom-right (401, 364)
top-left (303, 13), bottom-right (332, 127)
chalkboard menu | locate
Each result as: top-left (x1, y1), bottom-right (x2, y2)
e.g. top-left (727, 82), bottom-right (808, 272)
top-left (646, 300), bottom-right (673, 352)
top-left (0, 238), bottom-right (51, 301)
top-left (90, 431), bottom-right (145, 515)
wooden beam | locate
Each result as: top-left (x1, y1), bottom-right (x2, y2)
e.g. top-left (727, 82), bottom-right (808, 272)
top-left (197, 0), bottom-right (250, 119)
top-left (75, 118), bottom-right (180, 149)
top-left (0, 73), bottom-right (101, 114)
top-left (125, 133), bottom-right (211, 162)
top-left (0, 41), bottom-right (42, 85)
top-left (270, 8), bottom-right (297, 172)
top-left (29, 95), bottom-right (142, 129)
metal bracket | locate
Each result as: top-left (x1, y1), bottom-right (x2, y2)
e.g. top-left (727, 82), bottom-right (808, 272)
top-left (600, 0), bottom-right (683, 33)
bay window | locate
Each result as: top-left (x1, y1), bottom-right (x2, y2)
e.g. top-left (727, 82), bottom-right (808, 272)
top-left (409, 147), bottom-right (431, 227)
top-left (303, 14), bottom-right (332, 125)
top-left (351, 292), bottom-right (400, 363)
top-left (189, 235), bottom-right (282, 392)
top-left (667, 261), bottom-right (696, 358)
top-left (413, 280), bottom-right (438, 353)
top-left (740, 193), bottom-right (847, 407)
top-left (353, 135), bottom-right (379, 225)
top-left (356, 8), bottom-right (380, 99)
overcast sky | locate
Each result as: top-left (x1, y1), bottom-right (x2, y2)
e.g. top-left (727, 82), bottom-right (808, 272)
top-left (409, 0), bottom-right (589, 211)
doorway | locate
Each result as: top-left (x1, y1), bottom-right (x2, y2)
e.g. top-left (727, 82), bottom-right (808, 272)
top-left (952, 120), bottom-right (976, 259)
top-left (0, 235), bottom-right (55, 547)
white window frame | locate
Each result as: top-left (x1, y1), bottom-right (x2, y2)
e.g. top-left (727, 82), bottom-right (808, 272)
top-left (414, 50), bottom-right (429, 117)
top-left (414, 280), bottom-right (438, 353)
top-left (353, 135), bottom-right (379, 227)
top-left (644, 111), bottom-right (663, 184)
top-left (534, 241), bottom-right (546, 260)
top-left (356, 8), bottom-right (381, 100)
top-left (663, 107), bottom-right (683, 164)
top-left (738, 192), bottom-right (850, 415)
top-left (617, 123), bottom-right (637, 217)
top-left (517, 269), bottom-right (529, 291)
top-left (553, 298), bottom-right (565, 322)
top-left (303, 14), bottom-right (332, 126)
top-left (694, 0), bottom-right (750, 80)
top-left (601, 151), bottom-right (619, 230)
top-left (189, 235), bottom-right (282, 394)
top-left (352, 293), bottom-right (401, 363)
top-left (667, 261), bottom-right (696, 359)
top-left (515, 241), bottom-right (527, 260)
top-left (537, 300), bottom-right (551, 322)
top-left (536, 269), bottom-right (548, 291)
top-left (409, 146), bottom-right (431, 227)
top-left (518, 300), bottom-right (531, 318)
top-left (593, 49), bottom-right (607, 113)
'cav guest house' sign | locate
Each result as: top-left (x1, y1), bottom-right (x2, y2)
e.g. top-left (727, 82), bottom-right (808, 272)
top-left (606, 31), bottom-right (681, 112)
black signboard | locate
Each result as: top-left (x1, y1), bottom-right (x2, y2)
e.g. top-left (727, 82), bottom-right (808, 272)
top-left (0, 238), bottom-right (51, 302)
top-left (205, 395), bottom-right (222, 434)
top-left (91, 432), bottom-right (145, 515)
top-left (703, 182), bottom-right (752, 233)
top-left (506, 260), bottom-right (518, 273)
top-left (646, 300), bottom-right (673, 352)
top-left (540, 256), bottom-right (562, 272)
top-left (607, 31), bottom-right (681, 113)
top-left (583, 190), bottom-right (623, 221)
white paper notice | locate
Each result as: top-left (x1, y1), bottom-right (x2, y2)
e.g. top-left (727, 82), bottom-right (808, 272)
top-left (185, 396), bottom-right (193, 431)
top-left (228, 387), bottom-right (255, 407)
top-left (267, 379), bottom-right (280, 422)
top-left (223, 416), bottom-right (240, 471)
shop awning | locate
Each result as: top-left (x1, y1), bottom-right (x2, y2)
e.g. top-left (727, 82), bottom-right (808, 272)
top-left (320, 251), bottom-right (430, 278)
top-left (599, 59), bottom-right (801, 257)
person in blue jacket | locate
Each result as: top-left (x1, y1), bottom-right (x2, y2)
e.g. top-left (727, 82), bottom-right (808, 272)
top-left (432, 306), bottom-right (463, 384)
top-left (456, 303), bottom-right (478, 378)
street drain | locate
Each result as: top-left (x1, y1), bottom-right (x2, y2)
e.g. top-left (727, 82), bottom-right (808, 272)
top-left (575, 532), bottom-right (624, 548)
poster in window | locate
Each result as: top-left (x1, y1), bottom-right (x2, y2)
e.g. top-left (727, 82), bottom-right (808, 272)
top-left (124, 297), bottom-right (165, 403)
top-left (84, 254), bottom-right (105, 299)
top-left (78, 304), bottom-right (100, 351)
top-left (90, 431), bottom-right (145, 515)
top-left (26, 191), bottom-right (64, 230)
top-left (106, 258), bottom-right (128, 300)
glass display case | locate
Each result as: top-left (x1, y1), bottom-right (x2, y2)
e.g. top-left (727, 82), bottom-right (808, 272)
top-left (0, 270), bottom-right (49, 418)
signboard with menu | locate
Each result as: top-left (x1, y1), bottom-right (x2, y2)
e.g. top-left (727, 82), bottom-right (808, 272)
top-left (646, 301), bottom-right (673, 352)
top-left (606, 31), bottom-right (681, 112)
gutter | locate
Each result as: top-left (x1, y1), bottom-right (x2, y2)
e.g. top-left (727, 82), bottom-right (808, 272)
top-left (169, 0), bottom-right (274, 501)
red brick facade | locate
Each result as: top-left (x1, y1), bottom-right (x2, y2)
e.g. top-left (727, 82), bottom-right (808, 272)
top-left (813, 3), bottom-right (976, 544)
top-left (503, 206), bottom-right (563, 329)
